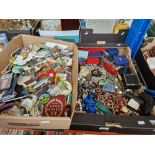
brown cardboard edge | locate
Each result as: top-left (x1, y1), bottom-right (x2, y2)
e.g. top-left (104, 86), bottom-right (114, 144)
top-left (0, 35), bottom-right (78, 128)
top-left (0, 115), bottom-right (71, 129)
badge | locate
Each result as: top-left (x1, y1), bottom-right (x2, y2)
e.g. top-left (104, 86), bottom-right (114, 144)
top-left (60, 51), bottom-right (73, 56)
top-left (47, 85), bottom-right (62, 96)
top-left (17, 76), bottom-right (31, 86)
top-left (57, 80), bottom-right (72, 95)
top-left (55, 73), bottom-right (67, 84)
top-left (23, 79), bottom-right (37, 88)
top-left (38, 70), bottom-right (56, 80)
top-left (12, 65), bottom-right (23, 74)
top-left (63, 57), bottom-right (72, 67)
top-left (39, 93), bottom-right (50, 104)
top-left (0, 73), bottom-right (13, 91)
top-left (44, 96), bottom-right (66, 117)
top-left (1, 75), bottom-right (18, 102)
top-left (52, 63), bottom-right (62, 72)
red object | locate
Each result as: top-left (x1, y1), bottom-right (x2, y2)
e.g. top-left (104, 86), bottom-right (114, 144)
top-left (47, 70), bottom-right (56, 77)
top-left (103, 63), bottom-right (118, 75)
top-left (87, 58), bottom-right (100, 65)
top-left (39, 70), bottom-right (56, 80)
top-left (45, 96), bottom-right (66, 117)
top-left (61, 19), bottom-right (79, 30)
top-left (79, 48), bottom-right (106, 52)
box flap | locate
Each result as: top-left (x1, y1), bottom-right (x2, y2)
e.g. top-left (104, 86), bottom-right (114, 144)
top-left (80, 29), bottom-right (129, 45)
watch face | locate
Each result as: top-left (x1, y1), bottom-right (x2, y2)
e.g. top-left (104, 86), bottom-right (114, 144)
top-left (45, 96), bottom-right (66, 117)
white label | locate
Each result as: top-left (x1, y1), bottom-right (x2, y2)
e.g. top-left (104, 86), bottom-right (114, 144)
top-left (150, 120), bottom-right (155, 125)
top-left (99, 127), bottom-right (109, 131)
top-left (128, 99), bottom-right (140, 110)
top-left (40, 121), bottom-right (50, 124)
top-left (137, 121), bottom-right (145, 125)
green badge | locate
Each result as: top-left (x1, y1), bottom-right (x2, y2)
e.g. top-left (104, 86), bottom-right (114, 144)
top-left (39, 93), bottom-right (51, 104)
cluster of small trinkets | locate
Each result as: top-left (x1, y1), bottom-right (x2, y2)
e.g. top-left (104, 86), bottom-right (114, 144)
top-left (0, 19), bottom-right (38, 30)
top-left (77, 48), bottom-right (155, 116)
top-left (0, 42), bottom-right (74, 117)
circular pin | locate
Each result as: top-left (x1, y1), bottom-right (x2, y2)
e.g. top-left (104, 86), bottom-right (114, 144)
top-left (39, 93), bottom-right (50, 104)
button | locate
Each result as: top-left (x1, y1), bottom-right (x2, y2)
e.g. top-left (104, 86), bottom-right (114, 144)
top-left (39, 93), bottom-right (50, 104)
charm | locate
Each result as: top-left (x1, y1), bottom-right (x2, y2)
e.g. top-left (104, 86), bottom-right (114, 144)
top-left (79, 66), bottom-right (90, 78)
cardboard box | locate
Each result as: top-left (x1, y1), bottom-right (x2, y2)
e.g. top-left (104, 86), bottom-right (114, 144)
top-left (0, 41), bottom-right (4, 53)
top-left (0, 35), bottom-right (78, 129)
top-left (71, 45), bottom-right (155, 134)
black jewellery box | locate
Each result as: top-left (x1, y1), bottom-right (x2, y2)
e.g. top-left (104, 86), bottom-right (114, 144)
top-left (70, 29), bottom-right (155, 134)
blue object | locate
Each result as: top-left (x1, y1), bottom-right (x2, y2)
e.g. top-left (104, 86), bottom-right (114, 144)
top-left (88, 52), bottom-right (103, 58)
top-left (79, 58), bottom-right (86, 62)
top-left (83, 92), bottom-right (95, 104)
top-left (145, 89), bottom-right (155, 98)
top-left (125, 19), bottom-right (152, 59)
top-left (78, 50), bottom-right (88, 59)
top-left (0, 33), bottom-right (8, 46)
top-left (107, 48), bottom-right (119, 57)
top-left (102, 85), bottom-right (115, 93)
top-left (87, 103), bottom-right (96, 113)
top-left (80, 21), bottom-right (86, 27)
top-left (79, 58), bottom-right (87, 65)
top-left (114, 55), bottom-right (129, 66)
top-left (89, 92), bottom-right (95, 100)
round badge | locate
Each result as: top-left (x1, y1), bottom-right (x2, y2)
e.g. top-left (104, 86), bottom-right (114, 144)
top-left (39, 93), bottom-right (50, 104)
